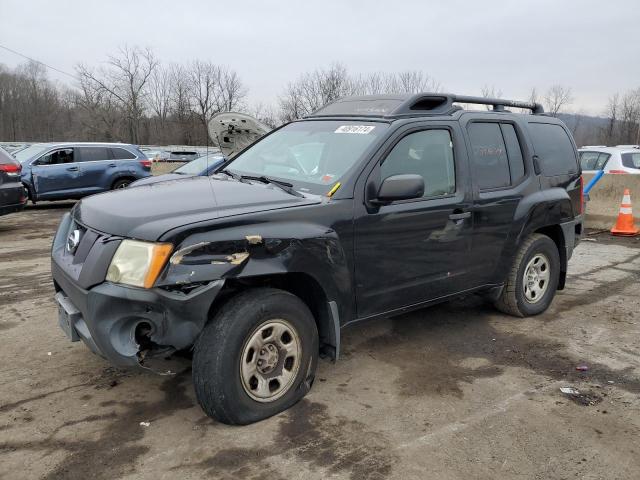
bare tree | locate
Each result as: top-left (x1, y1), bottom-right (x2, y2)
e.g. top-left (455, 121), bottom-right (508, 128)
top-left (389, 71), bottom-right (441, 93)
top-left (217, 69), bottom-right (246, 112)
top-left (251, 102), bottom-right (279, 129)
top-left (480, 85), bottom-right (503, 110)
top-left (0, 61), bottom-right (80, 141)
top-left (167, 64), bottom-right (194, 144)
top-left (187, 61), bottom-right (247, 142)
top-left (544, 85), bottom-right (573, 116)
top-left (279, 63), bottom-right (354, 122)
top-left (618, 89), bottom-right (640, 144)
top-left (147, 64), bottom-right (172, 135)
top-left (76, 69), bottom-right (121, 140)
top-left (602, 93), bottom-right (619, 144)
top-left (280, 65), bottom-right (442, 121)
top-left (76, 45), bottom-right (158, 143)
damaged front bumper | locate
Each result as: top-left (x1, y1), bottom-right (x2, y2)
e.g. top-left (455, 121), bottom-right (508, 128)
top-left (52, 259), bottom-right (224, 368)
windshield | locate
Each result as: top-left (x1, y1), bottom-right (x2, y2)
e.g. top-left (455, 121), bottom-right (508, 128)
top-left (175, 153), bottom-right (225, 175)
top-left (15, 144), bottom-right (50, 163)
top-left (225, 120), bottom-right (387, 194)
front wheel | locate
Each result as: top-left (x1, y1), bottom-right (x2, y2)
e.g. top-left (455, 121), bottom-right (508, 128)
top-left (494, 233), bottom-right (560, 317)
top-left (193, 288), bottom-right (318, 425)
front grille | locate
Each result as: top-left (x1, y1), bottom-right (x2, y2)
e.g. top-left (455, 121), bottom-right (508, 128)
top-left (70, 225), bottom-right (99, 265)
top-left (52, 216), bottom-right (122, 289)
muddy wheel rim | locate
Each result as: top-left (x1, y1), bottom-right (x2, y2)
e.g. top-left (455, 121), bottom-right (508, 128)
top-left (240, 319), bottom-right (301, 403)
top-left (523, 253), bottom-right (550, 303)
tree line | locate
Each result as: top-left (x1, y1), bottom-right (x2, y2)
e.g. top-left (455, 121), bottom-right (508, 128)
top-left (0, 46), bottom-right (638, 147)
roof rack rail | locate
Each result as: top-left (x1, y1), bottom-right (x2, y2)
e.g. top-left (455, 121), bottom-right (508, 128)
top-left (446, 94), bottom-right (545, 114)
top-left (308, 93), bottom-right (545, 118)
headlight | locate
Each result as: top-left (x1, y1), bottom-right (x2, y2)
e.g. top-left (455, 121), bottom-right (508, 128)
top-left (106, 240), bottom-right (173, 288)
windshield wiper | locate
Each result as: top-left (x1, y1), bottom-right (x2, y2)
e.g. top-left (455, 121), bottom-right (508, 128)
top-left (219, 168), bottom-right (244, 182)
top-left (240, 175), bottom-right (305, 198)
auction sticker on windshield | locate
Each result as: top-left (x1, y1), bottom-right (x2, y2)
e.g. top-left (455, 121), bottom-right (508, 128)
top-left (335, 125), bottom-right (376, 134)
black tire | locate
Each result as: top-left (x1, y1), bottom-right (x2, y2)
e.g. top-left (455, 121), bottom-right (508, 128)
top-left (494, 233), bottom-right (560, 317)
top-left (112, 178), bottom-right (132, 190)
top-left (193, 288), bottom-right (319, 425)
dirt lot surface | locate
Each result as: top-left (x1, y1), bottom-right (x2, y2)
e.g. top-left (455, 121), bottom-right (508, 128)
top-left (1, 203), bottom-right (639, 480)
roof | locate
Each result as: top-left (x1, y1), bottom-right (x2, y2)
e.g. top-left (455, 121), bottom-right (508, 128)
top-left (307, 93), bottom-right (545, 119)
top-left (32, 142), bottom-right (135, 147)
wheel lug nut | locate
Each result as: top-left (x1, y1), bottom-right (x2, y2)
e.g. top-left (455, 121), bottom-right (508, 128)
top-left (257, 360), bottom-right (263, 366)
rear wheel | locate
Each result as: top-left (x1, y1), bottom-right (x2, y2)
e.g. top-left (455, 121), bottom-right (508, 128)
top-left (112, 178), bottom-right (132, 190)
top-left (494, 233), bottom-right (560, 317)
top-left (193, 288), bottom-right (318, 425)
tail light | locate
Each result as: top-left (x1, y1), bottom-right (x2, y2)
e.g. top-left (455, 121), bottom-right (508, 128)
top-left (140, 159), bottom-right (152, 169)
top-left (0, 163), bottom-right (21, 174)
top-left (608, 170), bottom-right (628, 174)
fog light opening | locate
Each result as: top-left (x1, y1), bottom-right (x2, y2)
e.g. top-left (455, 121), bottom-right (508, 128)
top-left (135, 321), bottom-right (155, 351)
top-left (134, 321), bottom-right (176, 373)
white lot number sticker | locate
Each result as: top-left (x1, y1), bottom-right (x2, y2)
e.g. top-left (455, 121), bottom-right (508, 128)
top-left (335, 125), bottom-right (375, 134)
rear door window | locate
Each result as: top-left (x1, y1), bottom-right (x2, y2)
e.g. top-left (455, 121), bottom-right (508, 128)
top-left (596, 153), bottom-right (610, 170)
top-left (110, 147), bottom-right (136, 160)
top-left (468, 123), bottom-right (511, 189)
top-left (580, 151), bottom-right (600, 170)
top-left (528, 123), bottom-right (578, 176)
top-left (78, 147), bottom-right (109, 162)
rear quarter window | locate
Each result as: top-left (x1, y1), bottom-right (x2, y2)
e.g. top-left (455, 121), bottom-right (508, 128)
top-left (621, 152), bottom-right (640, 169)
top-left (110, 148), bottom-right (136, 160)
top-left (528, 123), bottom-right (578, 176)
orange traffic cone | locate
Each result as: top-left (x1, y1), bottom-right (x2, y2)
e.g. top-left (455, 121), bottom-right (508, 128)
top-left (611, 189), bottom-right (640, 236)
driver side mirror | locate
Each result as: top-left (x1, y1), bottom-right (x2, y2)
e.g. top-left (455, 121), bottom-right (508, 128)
top-left (374, 174), bottom-right (425, 203)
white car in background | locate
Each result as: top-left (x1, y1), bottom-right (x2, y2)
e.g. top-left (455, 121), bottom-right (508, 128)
top-left (578, 146), bottom-right (640, 174)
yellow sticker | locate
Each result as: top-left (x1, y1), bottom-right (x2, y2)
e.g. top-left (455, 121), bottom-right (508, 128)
top-left (326, 182), bottom-right (341, 197)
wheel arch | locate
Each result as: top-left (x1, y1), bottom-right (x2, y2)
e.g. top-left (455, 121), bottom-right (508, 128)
top-left (111, 176), bottom-right (136, 189)
top-left (533, 224), bottom-right (567, 290)
top-left (207, 272), bottom-right (340, 360)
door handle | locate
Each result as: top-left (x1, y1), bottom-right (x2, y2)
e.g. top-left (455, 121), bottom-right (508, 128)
top-left (449, 211), bottom-right (471, 221)
top-left (108, 163), bottom-right (117, 167)
top-left (66, 166), bottom-right (79, 171)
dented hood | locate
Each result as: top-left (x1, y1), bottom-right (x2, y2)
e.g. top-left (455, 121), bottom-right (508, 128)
top-left (73, 176), bottom-right (320, 241)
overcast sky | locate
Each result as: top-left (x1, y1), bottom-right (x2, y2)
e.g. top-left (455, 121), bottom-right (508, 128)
top-left (2, 0), bottom-right (638, 115)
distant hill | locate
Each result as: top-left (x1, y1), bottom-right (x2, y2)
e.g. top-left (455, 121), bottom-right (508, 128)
top-left (557, 113), bottom-right (610, 147)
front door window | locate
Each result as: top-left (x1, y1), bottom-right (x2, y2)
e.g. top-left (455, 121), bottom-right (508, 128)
top-left (38, 148), bottom-right (75, 165)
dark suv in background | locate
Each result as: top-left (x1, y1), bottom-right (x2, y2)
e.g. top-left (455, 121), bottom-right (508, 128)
top-left (0, 147), bottom-right (27, 216)
top-left (51, 93), bottom-right (583, 425)
top-left (15, 142), bottom-right (151, 202)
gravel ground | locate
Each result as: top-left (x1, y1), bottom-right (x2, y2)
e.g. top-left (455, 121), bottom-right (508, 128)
top-left (1, 203), bottom-right (639, 480)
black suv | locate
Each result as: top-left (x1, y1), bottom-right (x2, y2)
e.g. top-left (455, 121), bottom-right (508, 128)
top-left (51, 94), bottom-right (583, 425)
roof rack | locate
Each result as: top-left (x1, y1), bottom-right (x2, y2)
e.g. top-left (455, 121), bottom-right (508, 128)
top-left (308, 93), bottom-right (545, 118)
